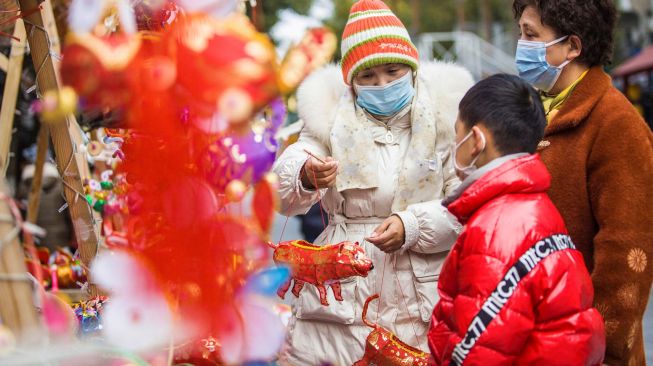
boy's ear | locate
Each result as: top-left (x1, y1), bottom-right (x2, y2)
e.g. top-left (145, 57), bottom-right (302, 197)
top-left (471, 125), bottom-right (488, 154)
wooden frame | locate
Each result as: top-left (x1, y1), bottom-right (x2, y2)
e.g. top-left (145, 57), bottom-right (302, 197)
top-left (0, 19), bottom-right (26, 177)
top-left (16, 0), bottom-right (100, 289)
top-left (0, 0), bottom-right (103, 337)
top-left (0, 179), bottom-right (42, 342)
top-left (0, 53), bottom-right (8, 72)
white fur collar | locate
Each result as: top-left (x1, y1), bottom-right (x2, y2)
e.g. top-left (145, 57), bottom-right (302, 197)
top-left (296, 61), bottom-right (475, 145)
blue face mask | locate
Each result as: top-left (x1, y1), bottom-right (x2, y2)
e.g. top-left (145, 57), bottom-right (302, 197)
top-left (354, 71), bottom-right (415, 116)
top-left (515, 36), bottom-right (571, 92)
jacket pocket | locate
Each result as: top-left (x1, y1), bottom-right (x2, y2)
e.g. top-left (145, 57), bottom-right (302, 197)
top-left (295, 276), bottom-right (357, 324)
top-left (409, 251), bottom-right (448, 322)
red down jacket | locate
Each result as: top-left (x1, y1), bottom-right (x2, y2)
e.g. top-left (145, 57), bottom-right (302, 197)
top-left (428, 154), bottom-right (605, 365)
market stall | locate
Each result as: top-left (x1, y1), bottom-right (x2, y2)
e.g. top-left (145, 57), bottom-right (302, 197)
top-left (613, 45), bottom-right (653, 128)
top-left (0, 0), bottom-right (339, 363)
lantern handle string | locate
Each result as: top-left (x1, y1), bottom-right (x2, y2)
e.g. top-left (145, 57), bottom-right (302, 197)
top-left (394, 255), bottom-right (421, 346)
top-left (375, 255), bottom-right (387, 325)
top-left (277, 152), bottom-right (329, 244)
top-left (308, 159), bottom-right (326, 231)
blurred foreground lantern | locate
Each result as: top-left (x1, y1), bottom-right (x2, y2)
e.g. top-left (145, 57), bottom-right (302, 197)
top-left (278, 27), bottom-right (337, 94)
top-left (61, 33), bottom-right (143, 110)
top-left (165, 13), bottom-right (279, 123)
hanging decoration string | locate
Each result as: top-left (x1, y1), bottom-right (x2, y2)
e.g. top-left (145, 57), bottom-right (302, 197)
top-left (22, 17), bottom-right (63, 99)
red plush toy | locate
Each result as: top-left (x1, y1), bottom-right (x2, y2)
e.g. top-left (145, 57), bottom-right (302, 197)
top-left (354, 295), bottom-right (435, 366)
top-left (268, 240), bottom-right (373, 306)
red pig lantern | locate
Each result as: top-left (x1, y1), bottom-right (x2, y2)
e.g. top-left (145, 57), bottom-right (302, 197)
top-left (268, 240), bottom-right (373, 306)
top-left (354, 295), bottom-right (435, 366)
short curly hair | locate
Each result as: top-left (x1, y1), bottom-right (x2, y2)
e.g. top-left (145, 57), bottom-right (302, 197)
top-left (513, 0), bottom-right (618, 66)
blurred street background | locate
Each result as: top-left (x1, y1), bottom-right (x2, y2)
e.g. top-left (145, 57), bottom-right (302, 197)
top-left (265, 0), bottom-right (653, 127)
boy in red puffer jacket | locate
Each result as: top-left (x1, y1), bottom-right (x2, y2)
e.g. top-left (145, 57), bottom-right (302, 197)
top-left (428, 74), bottom-right (605, 366)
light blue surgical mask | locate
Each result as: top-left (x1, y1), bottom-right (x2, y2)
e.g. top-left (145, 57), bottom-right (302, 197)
top-left (515, 36), bottom-right (571, 93)
top-left (354, 71), bottom-right (415, 116)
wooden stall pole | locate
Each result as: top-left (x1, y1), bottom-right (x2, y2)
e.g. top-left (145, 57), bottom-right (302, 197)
top-left (25, 126), bottom-right (49, 224)
top-left (16, 0), bottom-right (100, 295)
top-left (0, 19), bottom-right (26, 177)
top-left (24, 0), bottom-right (55, 225)
top-left (0, 53), bottom-right (8, 72)
top-left (0, 177), bottom-right (42, 342)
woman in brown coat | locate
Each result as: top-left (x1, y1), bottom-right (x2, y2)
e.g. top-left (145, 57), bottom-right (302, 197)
top-left (513, 1), bottom-right (653, 365)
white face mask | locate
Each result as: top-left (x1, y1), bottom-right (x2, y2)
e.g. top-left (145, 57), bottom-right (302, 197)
top-left (452, 130), bottom-right (486, 180)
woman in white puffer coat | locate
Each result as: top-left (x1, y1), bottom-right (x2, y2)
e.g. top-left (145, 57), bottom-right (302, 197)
top-left (272, 1), bottom-right (474, 364)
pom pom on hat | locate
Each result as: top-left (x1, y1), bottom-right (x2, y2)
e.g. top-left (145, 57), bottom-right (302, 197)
top-left (340, 0), bottom-right (419, 84)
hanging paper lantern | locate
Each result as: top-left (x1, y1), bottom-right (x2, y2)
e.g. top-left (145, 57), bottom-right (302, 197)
top-left (61, 33), bottom-right (143, 110)
top-left (165, 13), bottom-right (279, 122)
top-left (278, 28), bottom-right (338, 94)
top-left (139, 55), bottom-right (178, 92)
top-left (199, 99), bottom-right (285, 192)
top-left (35, 87), bottom-right (79, 124)
top-left (252, 173), bottom-right (278, 233)
top-left (87, 0), bottom-right (343, 356)
top-left (225, 179), bottom-right (247, 202)
top-left (161, 176), bottom-right (220, 228)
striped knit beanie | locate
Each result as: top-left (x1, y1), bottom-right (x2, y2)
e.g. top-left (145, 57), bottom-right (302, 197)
top-left (341, 0), bottom-right (419, 85)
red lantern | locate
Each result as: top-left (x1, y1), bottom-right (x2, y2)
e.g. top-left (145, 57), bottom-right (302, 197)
top-left (278, 27), bottom-right (338, 94)
top-left (165, 13), bottom-right (279, 122)
top-left (61, 33), bottom-right (143, 110)
top-left (269, 240), bottom-right (374, 306)
top-left (355, 295), bottom-right (435, 366)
